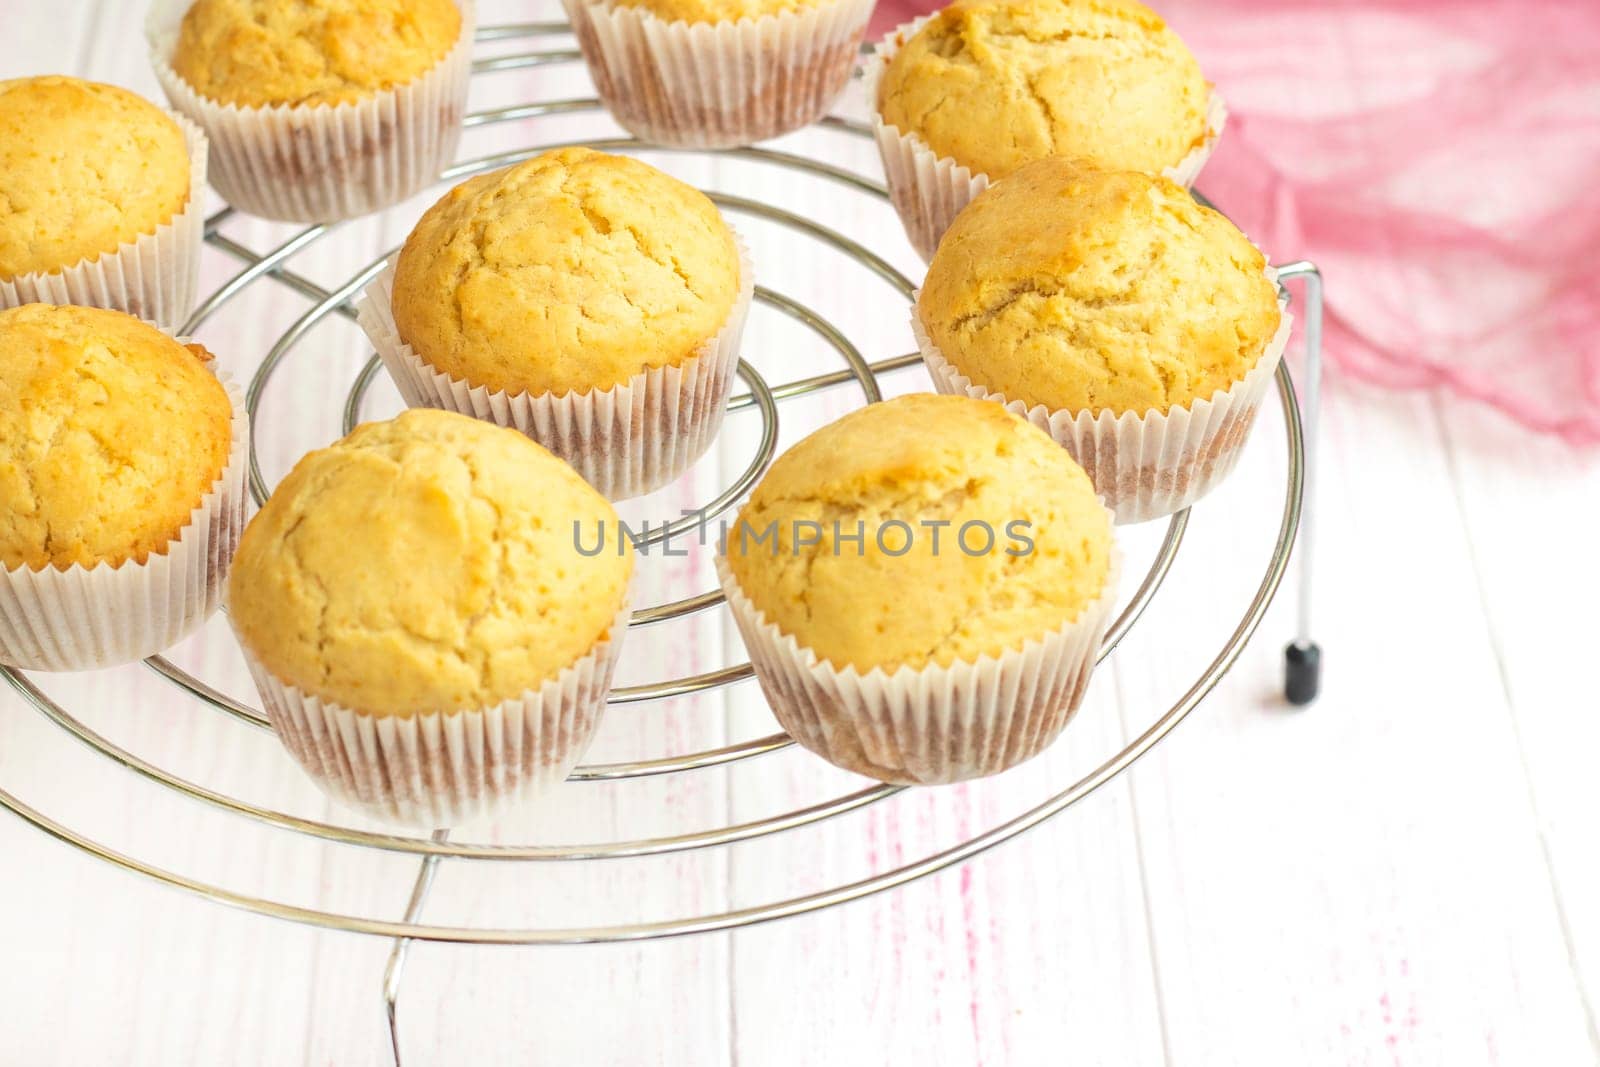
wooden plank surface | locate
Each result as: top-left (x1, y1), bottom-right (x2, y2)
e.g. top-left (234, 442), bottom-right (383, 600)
top-left (2, 3), bottom-right (1597, 1065)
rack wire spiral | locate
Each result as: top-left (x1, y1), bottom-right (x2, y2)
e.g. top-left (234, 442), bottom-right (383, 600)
top-left (0, 20), bottom-right (1324, 1064)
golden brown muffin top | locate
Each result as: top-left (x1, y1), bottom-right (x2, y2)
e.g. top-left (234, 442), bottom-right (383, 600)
top-left (0, 305), bottom-right (232, 572)
top-left (877, 0), bottom-right (1209, 180)
top-left (227, 409), bottom-right (634, 717)
top-left (0, 77), bottom-right (191, 282)
top-left (171, 0), bottom-right (463, 108)
top-left (724, 393), bottom-right (1113, 673)
top-left (391, 147), bottom-right (742, 397)
top-left (918, 158), bottom-right (1281, 415)
top-left (608, 0), bottom-right (833, 24)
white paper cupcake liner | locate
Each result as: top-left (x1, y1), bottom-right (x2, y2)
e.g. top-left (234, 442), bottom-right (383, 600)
top-left (0, 113), bottom-right (207, 332)
top-left (916, 279), bottom-right (1294, 525)
top-left (145, 0), bottom-right (475, 223)
top-left (238, 597), bottom-right (632, 828)
top-left (356, 233), bottom-right (754, 501)
top-left (1167, 93), bottom-right (1229, 189)
top-left (715, 548), bottom-right (1120, 785)
top-left (563, 0), bottom-right (874, 148)
top-left (863, 15), bottom-right (1228, 262)
top-left (0, 375), bottom-right (248, 671)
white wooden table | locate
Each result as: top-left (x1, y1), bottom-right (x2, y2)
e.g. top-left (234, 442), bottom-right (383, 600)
top-left (3, 3), bottom-right (1599, 1064)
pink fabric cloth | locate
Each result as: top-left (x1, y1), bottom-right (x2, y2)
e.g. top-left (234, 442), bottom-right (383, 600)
top-left (867, 0), bottom-right (1600, 443)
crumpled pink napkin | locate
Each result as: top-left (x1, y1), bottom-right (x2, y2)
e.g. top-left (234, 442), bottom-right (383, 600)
top-left (868, 0), bottom-right (1600, 443)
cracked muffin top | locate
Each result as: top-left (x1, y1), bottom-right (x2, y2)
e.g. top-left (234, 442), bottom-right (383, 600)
top-left (228, 409), bottom-right (633, 716)
top-left (0, 77), bottom-right (191, 282)
top-left (722, 393), bottom-right (1112, 673)
top-left (170, 0), bottom-right (462, 108)
top-left (876, 0), bottom-right (1209, 181)
top-left (391, 147), bottom-right (741, 397)
top-left (918, 158), bottom-right (1280, 415)
top-left (0, 304), bottom-right (231, 572)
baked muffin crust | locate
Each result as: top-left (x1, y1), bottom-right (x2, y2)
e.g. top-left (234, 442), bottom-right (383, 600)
top-left (0, 305), bottom-right (231, 571)
top-left (227, 410), bottom-right (633, 717)
top-left (877, 0), bottom-right (1209, 180)
top-left (391, 147), bottom-right (741, 396)
top-left (724, 393), bottom-right (1112, 673)
top-left (608, 0), bottom-right (833, 23)
top-left (918, 158), bottom-right (1281, 415)
top-left (0, 77), bottom-right (190, 282)
top-left (171, 0), bottom-right (463, 108)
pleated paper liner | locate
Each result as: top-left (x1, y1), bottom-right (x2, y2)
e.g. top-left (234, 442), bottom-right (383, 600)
top-left (862, 14), bottom-right (1228, 262)
top-left (0, 374), bottom-right (249, 671)
top-left (238, 598), bottom-right (632, 828)
top-left (715, 548), bottom-right (1120, 786)
top-left (916, 280), bottom-right (1294, 525)
top-left (0, 112), bottom-right (207, 332)
top-left (356, 232), bottom-right (755, 501)
top-left (145, 0), bottom-right (475, 224)
top-left (563, 0), bottom-right (875, 148)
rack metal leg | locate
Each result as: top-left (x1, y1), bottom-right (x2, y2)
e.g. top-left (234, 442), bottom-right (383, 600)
top-left (1273, 262), bottom-right (1325, 706)
top-left (384, 829), bottom-right (450, 1067)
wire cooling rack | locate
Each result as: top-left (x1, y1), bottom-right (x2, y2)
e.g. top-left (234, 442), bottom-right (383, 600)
top-left (0, 21), bottom-right (1325, 1065)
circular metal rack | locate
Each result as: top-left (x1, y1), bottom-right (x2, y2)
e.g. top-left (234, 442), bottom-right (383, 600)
top-left (0, 20), bottom-right (1325, 1063)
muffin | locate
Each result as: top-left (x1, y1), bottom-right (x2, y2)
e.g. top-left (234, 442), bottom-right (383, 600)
top-left (147, 0), bottom-right (474, 223)
top-left (170, 0), bottom-right (463, 107)
top-left (716, 393), bottom-right (1118, 784)
top-left (0, 304), bottom-right (247, 671)
top-left (357, 146), bottom-right (754, 500)
top-left (0, 77), bottom-right (205, 330)
top-left (228, 409), bottom-right (633, 826)
top-left (563, 0), bottom-right (875, 147)
top-left (917, 158), bottom-right (1290, 524)
top-left (864, 0), bottom-right (1224, 261)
